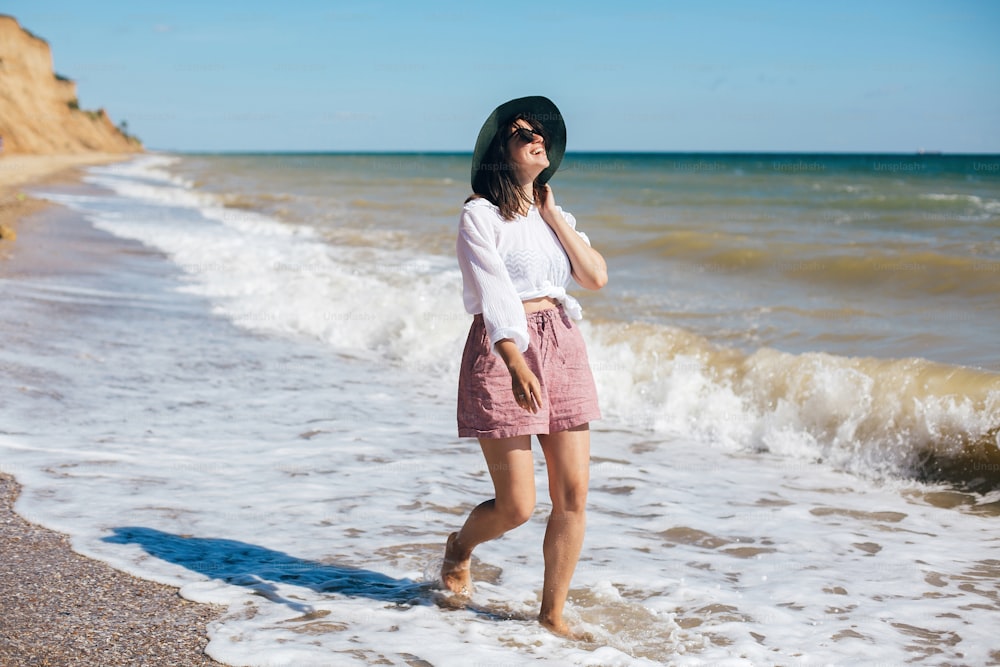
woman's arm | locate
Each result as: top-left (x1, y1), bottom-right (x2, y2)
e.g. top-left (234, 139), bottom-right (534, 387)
top-left (538, 184), bottom-right (608, 290)
top-left (456, 205), bottom-right (530, 354)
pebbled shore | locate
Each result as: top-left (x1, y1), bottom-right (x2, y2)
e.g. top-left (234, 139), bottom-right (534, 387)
top-left (0, 474), bottom-right (223, 667)
top-left (0, 474), bottom-right (224, 665)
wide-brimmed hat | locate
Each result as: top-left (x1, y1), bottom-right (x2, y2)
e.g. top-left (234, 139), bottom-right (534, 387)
top-left (470, 95), bottom-right (566, 189)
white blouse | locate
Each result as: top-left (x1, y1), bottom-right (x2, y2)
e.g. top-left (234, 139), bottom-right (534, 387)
top-left (456, 197), bottom-right (591, 354)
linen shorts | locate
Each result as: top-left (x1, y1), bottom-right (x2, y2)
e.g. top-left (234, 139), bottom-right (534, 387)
top-left (457, 306), bottom-right (601, 439)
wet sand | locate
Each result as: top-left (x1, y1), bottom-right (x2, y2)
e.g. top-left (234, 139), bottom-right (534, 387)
top-left (0, 153), bottom-right (127, 256)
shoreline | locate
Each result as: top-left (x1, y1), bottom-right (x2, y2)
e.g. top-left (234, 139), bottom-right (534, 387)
top-left (0, 154), bottom-right (226, 666)
top-left (0, 153), bottom-right (133, 254)
top-left (0, 473), bottom-right (223, 666)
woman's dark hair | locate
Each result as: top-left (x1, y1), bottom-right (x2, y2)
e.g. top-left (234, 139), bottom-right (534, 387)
top-left (469, 113), bottom-right (549, 220)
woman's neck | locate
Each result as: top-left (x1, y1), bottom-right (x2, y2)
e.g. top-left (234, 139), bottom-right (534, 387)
top-left (516, 182), bottom-right (534, 216)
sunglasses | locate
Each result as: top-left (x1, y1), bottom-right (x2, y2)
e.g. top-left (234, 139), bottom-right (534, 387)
top-left (508, 126), bottom-right (546, 144)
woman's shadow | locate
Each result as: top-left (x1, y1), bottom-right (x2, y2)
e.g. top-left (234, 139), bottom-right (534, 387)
top-left (103, 526), bottom-right (436, 614)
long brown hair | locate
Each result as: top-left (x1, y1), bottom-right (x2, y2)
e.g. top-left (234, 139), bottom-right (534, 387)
top-left (468, 113), bottom-right (549, 220)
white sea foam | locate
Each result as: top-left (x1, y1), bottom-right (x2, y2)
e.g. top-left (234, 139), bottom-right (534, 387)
top-left (2, 155), bottom-right (997, 666)
top-left (920, 191), bottom-right (1000, 213)
top-left (82, 155), bottom-right (467, 374)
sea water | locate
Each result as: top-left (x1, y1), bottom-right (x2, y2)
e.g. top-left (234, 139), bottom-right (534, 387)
top-left (1, 153), bottom-right (998, 666)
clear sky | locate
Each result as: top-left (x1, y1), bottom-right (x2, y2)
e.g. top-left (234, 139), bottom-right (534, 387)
top-left (5, 0), bottom-right (999, 153)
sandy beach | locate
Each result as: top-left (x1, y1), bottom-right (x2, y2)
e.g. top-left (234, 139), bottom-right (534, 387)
top-left (0, 154), bottom-right (129, 191)
top-left (0, 154), bottom-right (128, 251)
top-left (0, 155), bottom-right (225, 666)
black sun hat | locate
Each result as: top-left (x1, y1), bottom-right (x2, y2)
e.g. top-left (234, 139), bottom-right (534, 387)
top-left (470, 95), bottom-right (567, 189)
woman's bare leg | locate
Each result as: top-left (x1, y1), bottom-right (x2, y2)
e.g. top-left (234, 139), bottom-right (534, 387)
top-left (441, 435), bottom-right (535, 595)
top-left (536, 424), bottom-right (591, 637)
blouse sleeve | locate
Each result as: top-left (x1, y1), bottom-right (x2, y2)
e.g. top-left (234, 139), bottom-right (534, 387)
top-left (559, 207), bottom-right (592, 247)
top-left (456, 205), bottom-right (529, 354)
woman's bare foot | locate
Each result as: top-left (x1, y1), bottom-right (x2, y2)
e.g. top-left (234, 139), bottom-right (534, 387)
top-left (539, 615), bottom-right (592, 641)
top-left (440, 532), bottom-right (473, 596)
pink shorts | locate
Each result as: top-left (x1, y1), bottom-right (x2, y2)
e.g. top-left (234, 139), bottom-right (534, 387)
top-left (457, 306), bottom-right (601, 439)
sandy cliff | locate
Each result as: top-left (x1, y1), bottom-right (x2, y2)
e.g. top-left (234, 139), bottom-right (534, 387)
top-left (0, 14), bottom-right (141, 155)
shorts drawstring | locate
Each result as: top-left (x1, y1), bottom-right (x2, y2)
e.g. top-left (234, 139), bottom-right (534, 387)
top-left (527, 307), bottom-right (560, 363)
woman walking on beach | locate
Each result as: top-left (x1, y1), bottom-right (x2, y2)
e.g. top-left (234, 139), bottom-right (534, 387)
top-left (440, 96), bottom-right (608, 638)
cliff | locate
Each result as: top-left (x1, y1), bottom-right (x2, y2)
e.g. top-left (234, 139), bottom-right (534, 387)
top-left (0, 15), bottom-right (141, 155)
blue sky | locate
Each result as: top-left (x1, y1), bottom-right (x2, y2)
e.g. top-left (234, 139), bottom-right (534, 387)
top-left (6, 0), bottom-right (999, 153)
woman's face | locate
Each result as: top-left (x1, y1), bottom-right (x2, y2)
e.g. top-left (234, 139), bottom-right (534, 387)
top-left (505, 119), bottom-right (549, 183)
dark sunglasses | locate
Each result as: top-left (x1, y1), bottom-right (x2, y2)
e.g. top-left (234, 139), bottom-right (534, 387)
top-left (508, 127), bottom-right (546, 144)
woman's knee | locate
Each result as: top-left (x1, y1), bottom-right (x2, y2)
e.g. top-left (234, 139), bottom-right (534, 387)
top-left (550, 481), bottom-right (588, 514)
top-left (496, 496), bottom-right (535, 528)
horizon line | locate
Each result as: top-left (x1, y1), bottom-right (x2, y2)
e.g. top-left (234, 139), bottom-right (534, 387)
top-left (154, 149), bottom-right (1000, 157)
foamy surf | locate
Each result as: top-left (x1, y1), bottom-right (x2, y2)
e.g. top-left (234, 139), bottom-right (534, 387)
top-left (1, 153), bottom-right (997, 666)
top-left (585, 320), bottom-right (1000, 492)
top-left (75, 155), bottom-right (1000, 494)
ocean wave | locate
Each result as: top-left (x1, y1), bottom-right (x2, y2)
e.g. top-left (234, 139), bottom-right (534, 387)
top-left (921, 192), bottom-right (1000, 213)
top-left (75, 155), bottom-right (1000, 493)
top-left (586, 320), bottom-right (1000, 492)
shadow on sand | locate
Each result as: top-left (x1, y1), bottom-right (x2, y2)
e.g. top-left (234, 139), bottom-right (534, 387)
top-left (103, 526), bottom-right (436, 613)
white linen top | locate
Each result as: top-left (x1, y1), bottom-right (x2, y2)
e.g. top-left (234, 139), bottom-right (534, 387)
top-left (456, 197), bottom-right (591, 354)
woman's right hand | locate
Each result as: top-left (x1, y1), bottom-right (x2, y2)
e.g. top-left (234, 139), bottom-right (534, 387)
top-left (495, 340), bottom-right (543, 413)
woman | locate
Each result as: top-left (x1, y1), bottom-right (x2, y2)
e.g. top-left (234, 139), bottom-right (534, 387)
top-left (441, 96), bottom-right (608, 638)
